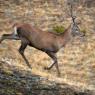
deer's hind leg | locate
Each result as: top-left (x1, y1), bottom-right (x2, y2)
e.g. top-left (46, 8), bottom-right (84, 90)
top-left (0, 33), bottom-right (20, 43)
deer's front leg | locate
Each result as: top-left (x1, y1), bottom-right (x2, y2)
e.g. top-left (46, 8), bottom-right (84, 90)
top-left (44, 52), bottom-right (60, 76)
top-left (18, 39), bottom-right (32, 69)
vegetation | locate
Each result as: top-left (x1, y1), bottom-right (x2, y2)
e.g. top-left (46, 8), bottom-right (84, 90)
top-left (53, 25), bottom-right (65, 34)
top-left (80, 29), bottom-right (87, 34)
top-left (0, 0), bottom-right (95, 95)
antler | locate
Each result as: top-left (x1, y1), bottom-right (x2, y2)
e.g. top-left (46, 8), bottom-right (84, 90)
top-left (70, 3), bottom-right (76, 25)
top-left (69, 2), bottom-right (81, 33)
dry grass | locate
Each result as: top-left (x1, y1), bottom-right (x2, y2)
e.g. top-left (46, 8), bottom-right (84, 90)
top-left (0, 1), bottom-right (95, 94)
top-left (0, 38), bottom-right (95, 91)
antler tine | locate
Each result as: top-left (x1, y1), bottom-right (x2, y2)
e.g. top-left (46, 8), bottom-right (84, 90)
top-left (70, 3), bottom-right (76, 24)
top-left (70, 3), bottom-right (73, 18)
top-left (69, 1), bottom-right (81, 33)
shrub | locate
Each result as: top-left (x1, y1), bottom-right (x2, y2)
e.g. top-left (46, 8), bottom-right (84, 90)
top-left (53, 25), bottom-right (65, 34)
top-left (80, 29), bottom-right (86, 34)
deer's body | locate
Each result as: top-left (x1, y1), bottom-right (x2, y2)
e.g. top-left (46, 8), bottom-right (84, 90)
top-left (0, 18), bottom-right (84, 76)
top-left (16, 23), bottom-right (71, 53)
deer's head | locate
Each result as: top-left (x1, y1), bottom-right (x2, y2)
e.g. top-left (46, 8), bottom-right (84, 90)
top-left (71, 17), bottom-right (85, 37)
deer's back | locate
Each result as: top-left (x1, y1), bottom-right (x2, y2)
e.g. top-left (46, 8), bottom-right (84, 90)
top-left (17, 23), bottom-right (63, 52)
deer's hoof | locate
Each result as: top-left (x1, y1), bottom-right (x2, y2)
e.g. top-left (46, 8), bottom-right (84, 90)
top-left (0, 40), bottom-right (2, 44)
top-left (28, 66), bottom-right (32, 70)
top-left (44, 67), bottom-right (50, 70)
top-left (57, 73), bottom-right (61, 77)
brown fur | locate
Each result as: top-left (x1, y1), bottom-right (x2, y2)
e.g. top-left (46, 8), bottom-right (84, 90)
top-left (0, 22), bottom-right (83, 76)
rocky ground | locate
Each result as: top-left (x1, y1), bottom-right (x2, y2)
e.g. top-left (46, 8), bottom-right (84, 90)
top-left (0, 61), bottom-right (94, 95)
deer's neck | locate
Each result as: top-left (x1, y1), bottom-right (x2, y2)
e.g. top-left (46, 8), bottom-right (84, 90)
top-left (57, 24), bottom-right (72, 48)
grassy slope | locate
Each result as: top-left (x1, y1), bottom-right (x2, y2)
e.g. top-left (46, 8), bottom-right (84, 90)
top-left (0, 61), bottom-right (94, 95)
top-left (0, 0), bottom-right (95, 95)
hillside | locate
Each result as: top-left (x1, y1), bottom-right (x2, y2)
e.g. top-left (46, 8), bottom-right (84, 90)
top-left (0, 0), bottom-right (95, 95)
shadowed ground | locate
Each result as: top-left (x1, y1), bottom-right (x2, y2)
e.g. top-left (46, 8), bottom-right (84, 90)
top-left (0, 61), bottom-right (94, 95)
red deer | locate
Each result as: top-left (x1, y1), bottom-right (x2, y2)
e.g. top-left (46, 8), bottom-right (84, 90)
top-left (0, 17), bottom-right (84, 76)
top-left (0, 5), bottom-right (85, 76)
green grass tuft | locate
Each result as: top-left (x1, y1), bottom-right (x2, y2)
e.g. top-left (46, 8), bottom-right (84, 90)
top-left (53, 25), bottom-right (65, 34)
